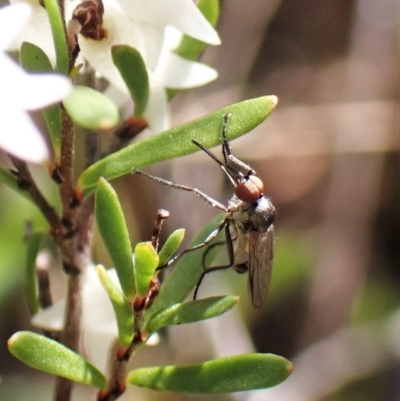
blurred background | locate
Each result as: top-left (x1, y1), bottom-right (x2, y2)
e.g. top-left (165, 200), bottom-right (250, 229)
top-left (1, 0), bottom-right (399, 400)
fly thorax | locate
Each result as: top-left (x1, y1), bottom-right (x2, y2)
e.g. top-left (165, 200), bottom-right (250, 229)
top-left (229, 195), bottom-right (275, 233)
top-left (228, 196), bottom-right (250, 233)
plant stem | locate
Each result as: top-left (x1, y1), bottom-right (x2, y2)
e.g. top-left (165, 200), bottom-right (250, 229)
top-left (99, 315), bottom-right (145, 401)
top-left (9, 156), bottom-right (63, 242)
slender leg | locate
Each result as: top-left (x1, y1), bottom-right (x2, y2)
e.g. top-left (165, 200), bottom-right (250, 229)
top-left (193, 222), bottom-right (235, 300)
top-left (191, 138), bottom-right (237, 187)
top-left (219, 113), bottom-right (257, 177)
top-left (221, 113), bottom-right (231, 166)
top-left (157, 218), bottom-right (228, 270)
top-left (201, 229), bottom-right (237, 264)
top-left (227, 154), bottom-right (256, 177)
top-left (134, 169), bottom-right (227, 212)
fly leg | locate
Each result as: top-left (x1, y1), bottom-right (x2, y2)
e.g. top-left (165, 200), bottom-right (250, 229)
top-left (201, 229), bottom-right (237, 263)
top-left (191, 114), bottom-right (245, 187)
top-left (220, 113), bottom-right (256, 178)
top-left (134, 169), bottom-right (227, 212)
top-left (193, 221), bottom-right (235, 300)
top-left (157, 218), bottom-right (228, 269)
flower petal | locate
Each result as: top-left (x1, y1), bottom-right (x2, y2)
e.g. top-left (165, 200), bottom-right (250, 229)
top-left (0, 2), bottom-right (32, 51)
top-left (31, 300), bottom-right (65, 331)
top-left (81, 267), bottom-right (119, 373)
top-left (156, 52), bottom-right (218, 89)
top-left (8, 0), bottom-right (56, 62)
top-left (78, 3), bottom-right (144, 94)
top-left (144, 73), bottom-right (170, 133)
top-left (1, 54), bottom-right (71, 110)
top-left (134, 22), bottom-right (165, 70)
top-left (32, 266), bottom-right (120, 374)
top-left (117, 0), bottom-right (220, 45)
top-left (0, 108), bottom-right (50, 163)
top-left (20, 74), bottom-right (72, 110)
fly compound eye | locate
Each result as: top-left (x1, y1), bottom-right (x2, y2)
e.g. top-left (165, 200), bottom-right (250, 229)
top-left (235, 175), bottom-right (264, 203)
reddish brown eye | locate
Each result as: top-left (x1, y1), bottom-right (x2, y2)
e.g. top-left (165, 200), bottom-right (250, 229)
top-left (235, 175), bottom-right (264, 203)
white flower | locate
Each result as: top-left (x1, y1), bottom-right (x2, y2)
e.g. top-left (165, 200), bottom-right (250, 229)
top-left (115, 0), bottom-right (220, 68)
top-left (78, 0), bottom-right (219, 131)
top-left (32, 267), bottom-right (120, 374)
top-left (0, 3), bottom-right (71, 163)
top-left (8, 0), bottom-right (57, 63)
top-left (9, 0), bottom-right (220, 132)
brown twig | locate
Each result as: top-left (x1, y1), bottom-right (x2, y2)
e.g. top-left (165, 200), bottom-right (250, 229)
top-left (36, 252), bottom-right (53, 309)
top-left (54, 197), bottom-right (95, 401)
top-left (98, 313), bottom-right (145, 401)
top-left (151, 209), bottom-right (170, 251)
top-left (9, 156), bottom-right (64, 242)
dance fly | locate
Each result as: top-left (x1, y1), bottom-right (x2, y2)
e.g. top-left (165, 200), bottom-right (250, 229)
top-left (135, 114), bottom-right (276, 307)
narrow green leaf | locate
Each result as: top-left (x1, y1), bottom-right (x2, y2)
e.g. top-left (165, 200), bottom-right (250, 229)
top-left (42, 0), bottom-right (69, 75)
top-left (95, 266), bottom-right (134, 347)
top-left (79, 96), bottom-right (278, 196)
top-left (95, 178), bottom-right (135, 299)
top-left (63, 85), bottom-right (120, 130)
top-left (112, 45), bottom-right (149, 116)
top-left (127, 353), bottom-right (293, 393)
top-left (158, 228), bottom-right (185, 267)
top-left (19, 42), bottom-right (62, 158)
top-left (134, 242), bottom-right (159, 297)
top-left (146, 296), bottom-right (239, 333)
top-left (43, 105), bottom-right (62, 159)
top-left (143, 213), bottom-right (226, 325)
top-left (8, 331), bottom-right (107, 389)
top-left (25, 232), bottom-right (46, 315)
top-left (70, 63), bottom-right (83, 78)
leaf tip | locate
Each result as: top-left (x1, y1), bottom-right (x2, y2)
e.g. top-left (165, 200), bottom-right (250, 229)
top-left (98, 176), bottom-right (107, 185)
top-left (270, 95), bottom-right (279, 109)
top-left (287, 360), bottom-right (294, 375)
top-left (7, 333), bottom-right (17, 348)
top-left (99, 119), bottom-right (119, 131)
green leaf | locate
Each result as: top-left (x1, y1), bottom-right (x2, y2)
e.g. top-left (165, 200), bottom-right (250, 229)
top-left (20, 42), bottom-right (63, 158)
top-left (143, 213), bottom-right (226, 325)
top-left (95, 265), bottom-right (134, 347)
top-left (20, 42), bottom-right (53, 72)
top-left (158, 228), bottom-right (185, 267)
top-left (79, 96), bottom-right (278, 196)
top-left (42, 0), bottom-right (69, 75)
top-left (95, 178), bottom-right (135, 299)
top-left (146, 296), bottom-right (238, 333)
top-left (134, 242), bottom-right (159, 297)
top-left (43, 105), bottom-right (62, 159)
top-left (8, 331), bottom-right (106, 389)
top-left (63, 85), bottom-right (120, 130)
top-left (127, 353), bottom-right (293, 393)
top-left (69, 63), bottom-right (83, 79)
top-left (25, 232), bottom-right (46, 315)
top-left (112, 45), bottom-right (149, 117)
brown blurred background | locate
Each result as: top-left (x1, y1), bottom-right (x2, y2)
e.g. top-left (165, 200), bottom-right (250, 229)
top-left (1, 0), bottom-right (399, 400)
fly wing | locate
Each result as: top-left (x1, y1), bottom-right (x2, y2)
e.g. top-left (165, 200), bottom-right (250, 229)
top-left (247, 225), bottom-right (275, 308)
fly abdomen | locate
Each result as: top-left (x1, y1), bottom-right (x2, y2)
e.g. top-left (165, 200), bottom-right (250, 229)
top-left (234, 263), bottom-right (248, 274)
